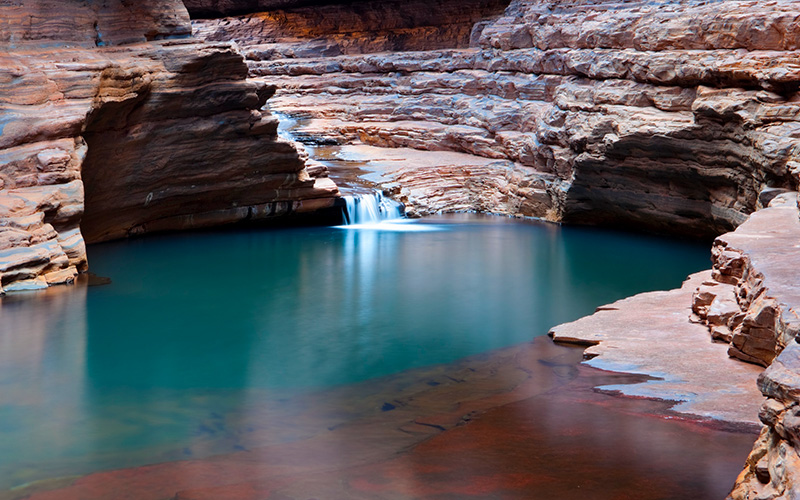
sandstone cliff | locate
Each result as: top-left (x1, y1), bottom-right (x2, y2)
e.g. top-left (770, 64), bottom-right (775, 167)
top-left (189, 0), bottom-right (800, 497)
top-left (6, 0), bottom-right (800, 495)
top-left (0, 0), bottom-right (338, 293)
top-left (194, 0), bottom-right (800, 238)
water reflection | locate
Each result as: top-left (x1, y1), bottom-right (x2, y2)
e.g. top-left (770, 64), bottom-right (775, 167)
top-left (0, 217), bottom-right (712, 490)
top-left (0, 285), bottom-right (87, 487)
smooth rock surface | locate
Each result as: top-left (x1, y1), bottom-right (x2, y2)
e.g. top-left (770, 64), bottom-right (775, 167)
top-left (550, 271), bottom-right (765, 427)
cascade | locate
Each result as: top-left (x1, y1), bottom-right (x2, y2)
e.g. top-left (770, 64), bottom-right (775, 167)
top-left (274, 110), bottom-right (408, 227)
top-left (341, 191), bottom-right (404, 225)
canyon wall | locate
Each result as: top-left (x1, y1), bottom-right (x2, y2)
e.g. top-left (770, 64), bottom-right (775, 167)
top-left (5, 0), bottom-right (800, 495)
top-left (0, 0), bottom-right (338, 293)
top-left (193, 0), bottom-right (800, 238)
top-left (189, 0), bottom-right (800, 497)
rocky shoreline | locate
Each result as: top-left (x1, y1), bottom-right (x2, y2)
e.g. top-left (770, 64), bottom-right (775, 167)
top-left (551, 192), bottom-right (800, 499)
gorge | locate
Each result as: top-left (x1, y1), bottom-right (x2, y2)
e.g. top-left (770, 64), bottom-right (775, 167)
top-left (3, 0), bottom-right (800, 498)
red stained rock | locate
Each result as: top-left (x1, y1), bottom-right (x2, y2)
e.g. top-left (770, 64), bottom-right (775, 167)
top-left (13, 339), bottom-right (758, 500)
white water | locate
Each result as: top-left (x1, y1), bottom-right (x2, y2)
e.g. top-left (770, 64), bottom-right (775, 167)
top-left (337, 192), bottom-right (439, 232)
top-left (274, 111), bottom-right (438, 232)
top-left (343, 191), bottom-right (403, 224)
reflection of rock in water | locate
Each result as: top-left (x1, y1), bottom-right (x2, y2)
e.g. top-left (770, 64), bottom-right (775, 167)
top-left (0, 284), bottom-right (88, 488)
top-left (13, 337), bottom-right (758, 500)
top-left (85, 274), bottom-right (112, 287)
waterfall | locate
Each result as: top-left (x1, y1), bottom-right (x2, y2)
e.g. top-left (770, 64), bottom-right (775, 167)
top-left (342, 191), bottom-right (404, 225)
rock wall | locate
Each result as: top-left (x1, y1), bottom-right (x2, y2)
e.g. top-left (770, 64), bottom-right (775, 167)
top-left (189, 1), bottom-right (800, 496)
top-left (0, 0), bottom-right (338, 293)
top-left (693, 192), bottom-right (800, 367)
top-left (194, 0), bottom-right (800, 237)
top-left (193, 0), bottom-right (510, 53)
top-left (184, 0), bottom-right (361, 19)
top-left (686, 193), bottom-right (800, 499)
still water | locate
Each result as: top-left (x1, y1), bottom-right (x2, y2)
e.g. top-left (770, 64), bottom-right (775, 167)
top-left (0, 215), bottom-right (714, 491)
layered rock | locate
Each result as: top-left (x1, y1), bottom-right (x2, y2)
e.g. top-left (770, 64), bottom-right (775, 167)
top-left (682, 193), bottom-right (800, 499)
top-left (192, 0), bottom-right (510, 53)
top-left (190, 1), bottom-right (800, 496)
top-left (732, 343), bottom-right (800, 499)
top-left (693, 192), bottom-right (800, 367)
top-left (0, 0), bottom-right (338, 293)
top-left (194, 0), bottom-right (800, 237)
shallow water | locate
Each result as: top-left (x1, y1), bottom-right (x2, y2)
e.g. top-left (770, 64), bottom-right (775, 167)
top-left (0, 215), bottom-right (718, 491)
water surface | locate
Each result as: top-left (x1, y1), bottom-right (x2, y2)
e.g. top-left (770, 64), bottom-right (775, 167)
top-left (0, 216), bottom-right (714, 490)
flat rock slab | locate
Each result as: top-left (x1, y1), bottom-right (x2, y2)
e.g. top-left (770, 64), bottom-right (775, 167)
top-left (721, 193), bottom-right (800, 326)
top-left (550, 270), bottom-right (765, 427)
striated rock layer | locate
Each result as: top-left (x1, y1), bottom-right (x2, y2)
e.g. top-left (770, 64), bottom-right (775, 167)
top-left (192, 1), bottom-right (800, 496)
top-left (685, 193), bottom-right (800, 499)
top-left (0, 0), bottom-right (338, 293)
top-left (194, 0), bottom-right (800, 237)
top-left (693, 192), bottom-right (800, 368)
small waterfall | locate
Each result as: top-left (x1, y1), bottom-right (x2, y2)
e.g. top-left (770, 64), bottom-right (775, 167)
top-left (342, 191), bottom-right (404, 225)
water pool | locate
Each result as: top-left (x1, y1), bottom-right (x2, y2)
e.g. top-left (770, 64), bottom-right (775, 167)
top-left (0, 215), bottom-right (717, 492)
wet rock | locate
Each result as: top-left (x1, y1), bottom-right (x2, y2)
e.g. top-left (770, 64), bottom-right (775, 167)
top-left (550, 271), bottom-right (764, 426)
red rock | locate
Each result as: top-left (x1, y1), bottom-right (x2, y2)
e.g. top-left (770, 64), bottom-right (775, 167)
top-left (195, 0), bottom-right (800, 237)
top-left (0, 0), bottom-right (339, 293)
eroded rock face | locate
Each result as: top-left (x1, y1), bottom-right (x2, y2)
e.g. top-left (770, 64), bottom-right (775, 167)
top-left (193, 0), bottom-right (510, 53)
top-left (194, 0), bottom-right (800, 237)
top-left (684, 193), bottom-right (800, 499)
top-left (184, 0), bottom-right (362, 19)
top-left (692, 193), bottom-right (800, 367)
top-left (0, 0), bottom-right (338, 293)
top-left (731, 343), bottom-right (800, 499)
top-left (0, 0), bottom-right (192, 47)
